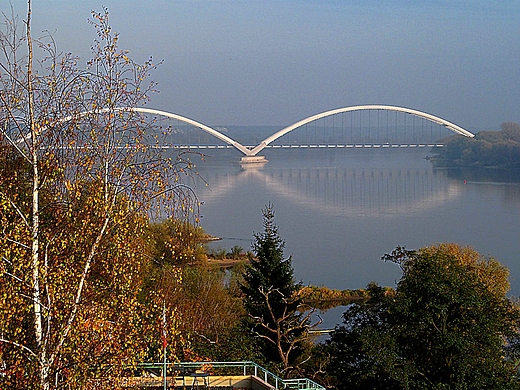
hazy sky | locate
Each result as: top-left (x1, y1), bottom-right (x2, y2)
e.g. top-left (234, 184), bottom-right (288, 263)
top-left (8, 0), bottom-right (520, 130)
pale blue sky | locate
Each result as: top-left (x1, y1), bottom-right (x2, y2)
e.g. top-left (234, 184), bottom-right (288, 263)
top-left (8, 0), bottom-right (520, 130)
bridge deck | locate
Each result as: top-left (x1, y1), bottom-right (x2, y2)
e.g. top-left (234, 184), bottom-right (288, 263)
top-left (169, 143), bottom-right (444, 150)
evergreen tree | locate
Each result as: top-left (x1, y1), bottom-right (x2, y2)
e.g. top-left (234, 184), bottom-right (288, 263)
top-left (241, 203), bottom-right (311, 374)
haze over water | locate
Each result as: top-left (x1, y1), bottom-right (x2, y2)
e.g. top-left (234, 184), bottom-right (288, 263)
top-left (193, 147), bottom-right (520, 299)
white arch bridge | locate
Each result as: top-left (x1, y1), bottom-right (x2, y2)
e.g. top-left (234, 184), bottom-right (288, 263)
top-left (120, 105), bottom-right (474, 159)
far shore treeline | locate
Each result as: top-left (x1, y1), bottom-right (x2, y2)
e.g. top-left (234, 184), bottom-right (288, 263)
top-left (432, 122), bottom-right (520, 168)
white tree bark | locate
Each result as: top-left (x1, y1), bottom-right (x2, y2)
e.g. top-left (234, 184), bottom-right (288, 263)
top-left (25, 1), bottom-right (48, 389)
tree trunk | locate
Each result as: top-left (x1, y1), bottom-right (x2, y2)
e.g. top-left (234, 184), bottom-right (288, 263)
top-left (25, 1), bottom-right (48, 389)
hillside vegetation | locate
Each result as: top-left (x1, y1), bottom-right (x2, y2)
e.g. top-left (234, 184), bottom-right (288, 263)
top-left (433, 122), bottom-right (520, 167)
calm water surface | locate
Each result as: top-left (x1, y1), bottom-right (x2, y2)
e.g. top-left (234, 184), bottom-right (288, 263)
top-left (191, 148), bottom-right (520, 307)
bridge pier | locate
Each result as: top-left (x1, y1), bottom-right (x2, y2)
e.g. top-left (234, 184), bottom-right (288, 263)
top-left (240, 156), bottom-right (268, 164)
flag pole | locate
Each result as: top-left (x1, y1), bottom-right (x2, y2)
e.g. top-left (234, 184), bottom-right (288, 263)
top-left (163, 300), bottom-right (167, 390)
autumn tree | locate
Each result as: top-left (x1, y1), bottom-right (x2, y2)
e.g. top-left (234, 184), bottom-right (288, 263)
top-left (147, 218), bottom-right (207, 266)
top-left (326, 244), bottom-right (520, 390)
top-left (241, 203), bottom-right (317, 375)
top-left (0, 4), bottom-right (196, 389)
top-left (173, 267), bottom-right (251, 360)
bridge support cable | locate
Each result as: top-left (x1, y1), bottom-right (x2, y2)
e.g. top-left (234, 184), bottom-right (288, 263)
top-left (249, 105), bottom-right (474, 156)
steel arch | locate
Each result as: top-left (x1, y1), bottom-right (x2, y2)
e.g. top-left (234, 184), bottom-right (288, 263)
top-left (57, 105), bottom-right (473, 157)
top-left (51, 107), bottom-right (250, 155)
top-left (248, 105), bottom-right (474, 156)
top-left (113, 107), bottom-right (251, 155)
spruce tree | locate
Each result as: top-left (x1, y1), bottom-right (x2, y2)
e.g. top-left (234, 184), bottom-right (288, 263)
top-left (241, 203), bottom-right (308, 373)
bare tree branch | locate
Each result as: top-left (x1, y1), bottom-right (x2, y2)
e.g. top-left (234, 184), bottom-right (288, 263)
top-left (0, 338), bottom-right (37, 360)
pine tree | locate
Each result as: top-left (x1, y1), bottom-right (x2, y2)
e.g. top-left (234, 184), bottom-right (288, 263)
top-left (241, 203), bottom-right (312, 374)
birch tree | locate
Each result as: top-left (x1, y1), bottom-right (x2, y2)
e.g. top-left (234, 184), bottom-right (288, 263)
top-left (0, 3), bottom-right (195, 389)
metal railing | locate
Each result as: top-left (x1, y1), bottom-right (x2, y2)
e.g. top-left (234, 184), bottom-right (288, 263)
top-left (136, 361), bottom-right (325, 390)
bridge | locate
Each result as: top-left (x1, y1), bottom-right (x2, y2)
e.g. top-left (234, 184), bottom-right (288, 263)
top-left (49, 105), bottom-right (473, 162)
top-left (121, 105), bottom-right (474, 162)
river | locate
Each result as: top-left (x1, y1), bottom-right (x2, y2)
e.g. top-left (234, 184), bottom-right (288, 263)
top-left (189, 147), bottom-right (520, 324)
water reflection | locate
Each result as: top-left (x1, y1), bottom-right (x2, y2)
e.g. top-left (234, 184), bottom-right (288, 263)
top-left (194, 163), bottom-right (463, 218)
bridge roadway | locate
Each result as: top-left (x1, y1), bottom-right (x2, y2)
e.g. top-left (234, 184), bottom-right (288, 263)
top-left (167, 143), bottom-right (445, 150)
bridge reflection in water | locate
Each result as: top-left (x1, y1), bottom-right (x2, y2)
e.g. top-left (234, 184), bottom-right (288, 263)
top-left (193, 155), bottom-right (462, 218)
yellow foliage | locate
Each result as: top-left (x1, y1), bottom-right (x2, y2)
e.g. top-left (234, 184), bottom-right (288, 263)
top-left (418, 243), bottom-right (510, 297)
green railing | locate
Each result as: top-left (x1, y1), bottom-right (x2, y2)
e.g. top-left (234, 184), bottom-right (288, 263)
top-left (137, 361), bottom-right (325, 390)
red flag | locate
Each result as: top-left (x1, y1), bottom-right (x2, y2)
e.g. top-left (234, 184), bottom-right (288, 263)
top-left (161, 329), bottom-right (167, 349)
top-left (161, 308), bottom-right (167, 348)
